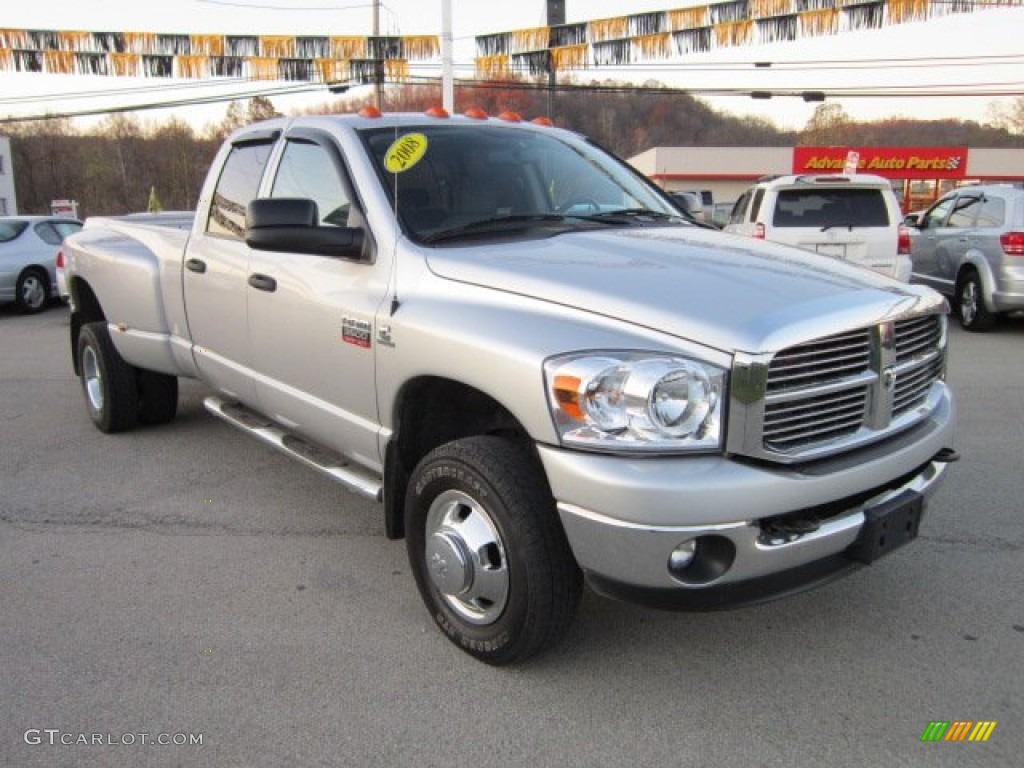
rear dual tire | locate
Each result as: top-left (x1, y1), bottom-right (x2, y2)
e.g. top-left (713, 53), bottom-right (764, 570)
top-left (77, 322), bottom-right (178, 433)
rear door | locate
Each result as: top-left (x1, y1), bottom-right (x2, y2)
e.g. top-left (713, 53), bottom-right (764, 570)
top-left (183, 134), bottom-right (277, 404)
top-left (768, 185), bottom-right (896, 275)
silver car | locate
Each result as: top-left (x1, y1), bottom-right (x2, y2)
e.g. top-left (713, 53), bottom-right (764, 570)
top-left (909, 184), bottom-right (1024, 331)
top-left (0, 216), bottom-right (83, 313)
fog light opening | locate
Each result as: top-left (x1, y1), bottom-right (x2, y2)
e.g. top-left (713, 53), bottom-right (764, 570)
top-left (667, 535), bottom-right (736, 585)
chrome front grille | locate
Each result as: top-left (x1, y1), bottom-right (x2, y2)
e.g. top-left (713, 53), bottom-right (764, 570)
top-left (753, 313), bottom-right (946, 459)
top-left (765, 329), bottom-right (871, 393)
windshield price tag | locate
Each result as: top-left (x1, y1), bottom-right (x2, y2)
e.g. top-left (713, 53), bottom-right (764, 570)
top-left (385, 133), bottom-right (428, 173)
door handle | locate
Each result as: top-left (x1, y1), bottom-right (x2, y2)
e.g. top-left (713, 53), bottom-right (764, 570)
top-left (185, 258), bottom-right (207, 274)
top-left (248, 273), bottom-right (277, 292)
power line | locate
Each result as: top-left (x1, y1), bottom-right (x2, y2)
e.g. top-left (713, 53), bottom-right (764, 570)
top-left (1, 50), bottom-right (1020, 111)
top-left (0, 81), bottom-right (329, 123)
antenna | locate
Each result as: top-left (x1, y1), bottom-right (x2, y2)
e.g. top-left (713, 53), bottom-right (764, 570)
top-left (390, 123), bottom-right (401, 316)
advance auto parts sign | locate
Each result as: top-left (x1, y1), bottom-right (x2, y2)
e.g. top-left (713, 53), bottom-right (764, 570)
top-left (793, 146), bottom-right (967, 180)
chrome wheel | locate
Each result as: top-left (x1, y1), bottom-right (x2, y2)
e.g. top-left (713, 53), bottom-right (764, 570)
top-left (407, 437), bottom-right (582, 664)
top-left (959, 280), bottom-right (978, 327)
top-left (957, 272), bottom-right (996, 331)
top-left (81, 344), bottom-right (104, 412)
top-left (16, 270), bottom-right (49, 313)
top-left (424, 489), bottom-right (509, 625)
top-left (21, 275), bottom-right (46, 309)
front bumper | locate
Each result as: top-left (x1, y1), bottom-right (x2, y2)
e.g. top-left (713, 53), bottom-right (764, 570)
top-left (538, 392), bottom-right (955, 610)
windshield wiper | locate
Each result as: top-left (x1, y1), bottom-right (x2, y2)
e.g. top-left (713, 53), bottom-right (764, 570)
top-left (577, 208), bottom-right (680, 223)
top-left (421, 214), bottom-right (575, 243)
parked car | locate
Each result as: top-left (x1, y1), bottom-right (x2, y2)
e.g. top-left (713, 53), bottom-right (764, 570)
top-left (665, 191), bottom-right (717, 229)
top-left (725, 174), bottom-right (911, 281)
top-left (1, 215), bottom-right (83, 313)
top-left (710, 201), bottom-right (734, 229)
top-left (908, 184), bottom-right (1024, 331)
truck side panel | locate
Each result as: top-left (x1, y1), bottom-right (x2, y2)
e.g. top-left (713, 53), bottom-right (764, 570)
top-left (68, 218), bottom-right (197, 378)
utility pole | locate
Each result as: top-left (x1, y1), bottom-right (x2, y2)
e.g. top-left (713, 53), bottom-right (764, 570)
top-left (373, 0), bottom-right (382, 110)
top-left (442, 0), bottom-right (454, 112)
top-left (546, 0), bottom-right (564, 118)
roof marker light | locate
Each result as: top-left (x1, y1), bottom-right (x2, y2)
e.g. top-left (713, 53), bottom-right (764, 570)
top-left (497, 110), bottom-right (522, 123)
top-left (425, 105), bottom-right (450, 118)
top-left (358, 106), bottom-right (382, 118)
top-left (464, 107), bottom-right (488, 120)
top-left (531, 116), bottom-right (554, 127)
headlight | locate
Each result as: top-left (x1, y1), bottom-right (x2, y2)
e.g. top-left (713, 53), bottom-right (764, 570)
top-left (545, 352), bottom-right (726, 453)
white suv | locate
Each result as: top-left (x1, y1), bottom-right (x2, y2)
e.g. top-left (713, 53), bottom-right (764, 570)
top-left (725, 174), bottom-right (911, 281)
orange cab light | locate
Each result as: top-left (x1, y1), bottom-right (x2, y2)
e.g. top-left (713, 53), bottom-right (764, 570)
top-left (531, 116), bottom-right (554, 127)
top-left (496, 110), bottom-right (522, 123)
top-left (425, 105), bottom-right (449, 118)
top-left (358, 106), bottom-right (382, 118)
top-left (463, 107), bottom-right (488, 120)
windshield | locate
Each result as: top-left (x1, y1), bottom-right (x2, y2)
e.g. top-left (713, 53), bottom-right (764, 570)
top-left (359, 124), bottom-right (681, 242)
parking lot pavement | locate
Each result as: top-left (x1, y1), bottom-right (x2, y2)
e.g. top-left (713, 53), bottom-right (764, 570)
top-left (2, 305), bottom-right (1022, 768)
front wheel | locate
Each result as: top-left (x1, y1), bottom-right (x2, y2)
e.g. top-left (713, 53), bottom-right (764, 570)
top-left (957, 271), bottom-right (996, 332)
top-left (406, 436), bottom-right (582, 665)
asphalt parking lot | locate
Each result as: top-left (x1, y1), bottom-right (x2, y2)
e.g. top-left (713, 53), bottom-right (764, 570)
top-left (1, 304), bottom-right (1021, 768)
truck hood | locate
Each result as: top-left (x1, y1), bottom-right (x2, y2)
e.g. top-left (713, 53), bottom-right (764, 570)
top-left (424, 227), bottom-right (941, 354)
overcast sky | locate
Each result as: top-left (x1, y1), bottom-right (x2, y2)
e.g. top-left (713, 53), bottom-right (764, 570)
top-left (1, 0), bottom-right (1022, 131)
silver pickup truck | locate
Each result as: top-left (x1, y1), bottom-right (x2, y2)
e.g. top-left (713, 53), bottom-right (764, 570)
top-left (65, 110), bottom-right (958, 664)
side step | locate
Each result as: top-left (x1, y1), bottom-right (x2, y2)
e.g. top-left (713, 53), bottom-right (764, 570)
top-left (203, 396), bottom-right (383, 502)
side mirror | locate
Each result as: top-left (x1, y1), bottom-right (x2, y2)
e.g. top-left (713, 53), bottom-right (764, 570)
top-left (245, 198), bottom-right (365, 258)
top-left (903, 213), bottom-right (920, 228)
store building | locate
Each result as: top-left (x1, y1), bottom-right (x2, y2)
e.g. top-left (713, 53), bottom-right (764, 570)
top-left (629, 145), bottom-right (1024, 222)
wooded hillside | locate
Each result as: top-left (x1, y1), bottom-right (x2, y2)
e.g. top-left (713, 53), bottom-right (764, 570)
top-left (4, 81), bottom-right (1021, 218)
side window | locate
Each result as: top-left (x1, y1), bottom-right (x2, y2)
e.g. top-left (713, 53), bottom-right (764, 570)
top-left (975, 196), bottom-right (1005, 229)
top-left (729, 192), bottom-right (749, 225)
top-left (207, 141), bottom-right (274, 239)
top-left (923, 197), bottom-right (955, 229)
top-left (34, 221), bottom-right (62, 246)
top-left (749, 188), bottom-right (765, 222)
top-left (947, 196), bottom-right (981, 228)
top-left (271, 140), bottom-right (351, 227)
top-left (52, 220), bottom-right (83, 240)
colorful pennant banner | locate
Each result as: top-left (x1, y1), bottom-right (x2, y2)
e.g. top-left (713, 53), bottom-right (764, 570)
top-left (0, 29), bottom-right (439, 82)
top-left (475, 0), bottom-right (1023, 75)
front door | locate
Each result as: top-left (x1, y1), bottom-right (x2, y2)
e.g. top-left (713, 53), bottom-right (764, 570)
top-left (246, 133), bottom-right (390, 470)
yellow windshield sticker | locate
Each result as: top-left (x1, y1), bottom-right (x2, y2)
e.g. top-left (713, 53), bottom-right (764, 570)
top-left (384, 133), bottom-right (428, 173)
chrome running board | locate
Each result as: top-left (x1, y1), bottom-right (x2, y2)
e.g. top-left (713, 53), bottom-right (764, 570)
top-left (203, 396), bottom-right (383, 502)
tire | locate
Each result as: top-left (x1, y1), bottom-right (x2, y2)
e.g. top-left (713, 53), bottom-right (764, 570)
top-left (957, 270), bottom-right (996, 332)
top-left (16, 268), bottom-right (50, 314)
top-left (406, 436), bottom-right (582, 665)
top-left (137, 369), bottom-right (178, 425)
top-left (77, 322), bottom-right (139, 433)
